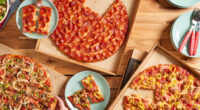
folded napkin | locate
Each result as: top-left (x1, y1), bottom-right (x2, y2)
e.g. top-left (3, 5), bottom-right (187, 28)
top-left (0, 0), bottom-right (21, 32)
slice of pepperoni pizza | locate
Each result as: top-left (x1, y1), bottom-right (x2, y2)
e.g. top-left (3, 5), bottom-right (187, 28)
top-left (22, 4), bottom-right (37, 33)
top-left (67, 89), bottom-right (91, 110)
top-left (81, 75), bottom-right (104, 103)
top-left (37, 6), bottom-right (52, 35)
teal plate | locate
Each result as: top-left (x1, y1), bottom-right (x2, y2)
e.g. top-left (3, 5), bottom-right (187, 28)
top-left (167, 0), bottom-right (200, 8)
top-left (65, 71), bottom-right (110, 110)
top-left (16, 0), bottom-right (58, 39)
top-left (170, 11), bottom-right (200, 57)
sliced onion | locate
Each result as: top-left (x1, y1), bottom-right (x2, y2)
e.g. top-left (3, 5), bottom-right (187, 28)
top-left (23, 97), bottom-right (30, 105)
top-left (13, 81), bottom-right (20, 91)
top-left (17, 79), bottom-right (29, 83)
top-left (9, 105), bottom-right (14, 110)
top-left (24, 61), bottom-right (34, 74)
top-left (14, 100), bottom-right (22, 110)
top-left (32, 79), bottom-right (38, 84)
top-left (2, 58), bottom-right (8, 65)
top-left (16, 71), bottom-right (22, 77)
top-left (0, 81), bottom-right (4, 85)
top-left (13, 79), bottom-right (29, 91)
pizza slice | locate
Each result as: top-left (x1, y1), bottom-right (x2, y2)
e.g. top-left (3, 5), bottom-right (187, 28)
top-left (123, 94), bottom-right (152, 110)
top-left (37, 6), bottom-right (52, 35)
top-left (81, 75), bottom-right (104, 103)
top-left (67, 89), bottom-right (90, 110)
top-left (22, 4), bottom-right (37, 33)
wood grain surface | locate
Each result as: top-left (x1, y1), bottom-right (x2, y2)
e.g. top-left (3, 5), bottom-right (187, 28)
top-left (1, 0), bottom-right (200, 109)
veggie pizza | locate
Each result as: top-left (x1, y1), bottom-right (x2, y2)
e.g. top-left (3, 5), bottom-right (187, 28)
top-left (0, 54), bottom-right (57, 109)
top-left (123, 64), bottom-right (200, 110)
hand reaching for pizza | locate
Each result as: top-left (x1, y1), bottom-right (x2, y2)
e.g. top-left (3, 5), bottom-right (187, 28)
top-left (55, 96), bottom-right (69, 110)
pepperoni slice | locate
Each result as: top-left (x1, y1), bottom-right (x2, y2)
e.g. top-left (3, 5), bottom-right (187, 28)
top-left (26, 14), bottom-right (33, 20)
top-left (69, 1), bottom-right (77, 7)
top-left (23, 18), bottom-right (28, 24)
top-left (38, 29), bottom-right (43, 33)
top-left (40, 8), bottom-right (46, 14)
top-left (0, 69), bottom-right (4, 75)
top-left (28, 7), bottom-right (34, 13)
top-left (23, 8), bottom-right (29, 14)
top-left (28, 21), bottom-right (35, 27)
top-left (39, 21), bottom-right (46, 28)
top-left (23, 26), bottom-right (30, 32)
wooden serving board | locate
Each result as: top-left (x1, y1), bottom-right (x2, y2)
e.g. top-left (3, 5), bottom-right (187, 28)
top-left (35, 0), bottom-right (140, 75)
top-left (0, 43), bottom-right (68, 95)
top-left (108, 44), bottom-right (200, 110)
top-left (123, 0), bottom-right (200, 70)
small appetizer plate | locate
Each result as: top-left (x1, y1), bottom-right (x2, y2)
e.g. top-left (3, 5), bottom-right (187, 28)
top-left (167, 0), bottom-right (200, 8)
top-left (170, 11), bottom-right (200, 57)
top-left (16, 0), bottom-right (58, 39)
top-left (65, 71), bottom-right (110, 110)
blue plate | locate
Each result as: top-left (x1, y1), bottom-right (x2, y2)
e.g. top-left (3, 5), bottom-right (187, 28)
top-left (167, 0), bottom-right (200, 8)
top-left (170, 11), bottom-right (200, 57)
top-left (16, 0), bottom-right (58, 39)
top-left (65, 71), bottom-right (110, 110)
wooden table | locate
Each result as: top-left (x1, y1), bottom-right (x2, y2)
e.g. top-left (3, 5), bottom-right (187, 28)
top-left (0, 9), bottom-right (123, 109)
top-left (1, 0), bottom-right (200, 109)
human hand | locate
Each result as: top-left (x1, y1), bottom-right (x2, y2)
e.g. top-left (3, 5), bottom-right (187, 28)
top-left (36, 0), bottom-right (43, 7)
top-left (55, 96), bottom-right (68, 110)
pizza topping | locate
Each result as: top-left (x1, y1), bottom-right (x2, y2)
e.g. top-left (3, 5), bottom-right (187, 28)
top-left (175, 102), bottom-right (183, 109)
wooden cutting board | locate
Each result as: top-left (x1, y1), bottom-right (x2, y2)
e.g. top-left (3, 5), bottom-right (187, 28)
top-left (0, 43), bottom-right (68, 95)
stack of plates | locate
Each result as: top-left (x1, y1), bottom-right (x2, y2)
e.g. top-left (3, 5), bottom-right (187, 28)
top-left (167, 0), bottom-right (200, 8)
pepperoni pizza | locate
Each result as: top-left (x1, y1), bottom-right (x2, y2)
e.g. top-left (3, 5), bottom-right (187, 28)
top-left (51, 0), bottom-right (128, 62)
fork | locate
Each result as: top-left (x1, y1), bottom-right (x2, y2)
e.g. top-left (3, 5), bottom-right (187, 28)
top-left (193, 17), bottom-right (200, 55)
top-left (178, 8), bottom-right (200, 55)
